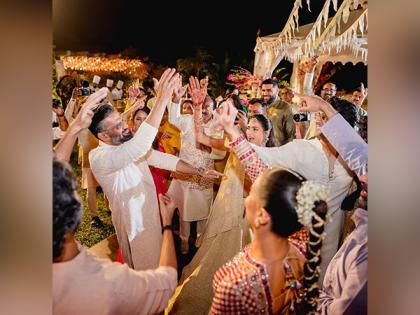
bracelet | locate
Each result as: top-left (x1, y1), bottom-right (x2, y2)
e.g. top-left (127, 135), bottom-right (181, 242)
top-left (162, 225), bottom-right (173, 234)
top-left (229, 133), bottom-right (246, 148)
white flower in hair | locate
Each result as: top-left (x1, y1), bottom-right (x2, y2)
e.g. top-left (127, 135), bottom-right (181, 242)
top-left (295, 181), bottom-right (329, 227)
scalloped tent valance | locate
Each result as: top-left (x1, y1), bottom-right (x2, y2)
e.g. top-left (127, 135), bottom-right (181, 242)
top-left (253, 0), bottom-right (368, 78)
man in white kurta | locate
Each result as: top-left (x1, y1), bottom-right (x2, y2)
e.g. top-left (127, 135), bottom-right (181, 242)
top-left (90, 120), bottom-right (179, 270)
top-left (166, 98), bottom-right (216, 251)
top-left (252, 138), bottom-right (354, 283)
top-left (222, 98), bottom-right (358, 284)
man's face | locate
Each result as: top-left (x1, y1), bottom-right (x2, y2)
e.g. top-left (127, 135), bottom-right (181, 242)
top-left (280, 88), bottom-right (294, 104)
top-left (202, 97), bottom-right (214, 122)
top-left (248, 102), bottom-right (264, 118)
top-left (320, 83), bottom-right (337, 101)
top-left (101, 111), bottom-right (133, 145)
top-left (261, 84), bottom-right (279, 104)
top-left (351, 91), bottom-right (363, 105)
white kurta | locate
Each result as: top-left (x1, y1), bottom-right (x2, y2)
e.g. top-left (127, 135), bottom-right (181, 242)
top-left (89, 122), bottom-right (179, 271)
top-left (166, 102), bottom-right (214, 222)
top-left (53, 245), bottom-right (177, 315)
top-left (253, 139), bottom-right (354, 283)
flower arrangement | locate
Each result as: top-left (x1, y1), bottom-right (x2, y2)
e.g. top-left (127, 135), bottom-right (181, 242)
top-left (226, 67), bottom-right (261, 90)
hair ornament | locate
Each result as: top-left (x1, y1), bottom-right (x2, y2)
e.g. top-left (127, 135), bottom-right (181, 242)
top-left (295, 181), bottom-right (329, 228)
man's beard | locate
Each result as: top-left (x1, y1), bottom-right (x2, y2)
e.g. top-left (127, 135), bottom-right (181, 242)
top-left (121, 131), bottom-right (134, 142)
top-left (266, 95), bottom-right (276, 104)
top-left (322, 95), bottom-right (333, 102)
top-left (110, 130), bottom-right (133, 145)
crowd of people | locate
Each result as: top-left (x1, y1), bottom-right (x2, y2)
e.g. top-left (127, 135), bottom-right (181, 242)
top-left (52, 58), bottom-right (368, 314)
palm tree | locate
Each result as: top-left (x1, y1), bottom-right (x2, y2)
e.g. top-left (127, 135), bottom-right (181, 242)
top-left (205, 53), bottom-right (231, 97)
top-left (176, 48), bottom-right (212, 78)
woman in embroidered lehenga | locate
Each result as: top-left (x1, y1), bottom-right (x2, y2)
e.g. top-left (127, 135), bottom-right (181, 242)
top-left (166, 111), bottom-right (276, 314)
top-left (210, 168), bottom-right (329, 315)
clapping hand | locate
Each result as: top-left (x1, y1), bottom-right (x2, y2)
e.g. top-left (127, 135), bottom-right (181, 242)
top-left (154, 68), bottom-right (180, 105)
top-left (172, 76), bottom-right (188, 103)
top-left (188, 76), bottom-right (208, 108)
top-left (217, 100), bottom-right (238, 135)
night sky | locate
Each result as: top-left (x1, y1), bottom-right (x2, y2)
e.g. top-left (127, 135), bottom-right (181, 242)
top-left (53, 0), bottom-right (366, 90)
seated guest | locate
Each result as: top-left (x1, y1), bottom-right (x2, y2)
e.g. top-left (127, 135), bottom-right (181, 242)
top-left (53, 159), bottom-right (178, 315)
top-left (210, 167), bottom-right (329, 314)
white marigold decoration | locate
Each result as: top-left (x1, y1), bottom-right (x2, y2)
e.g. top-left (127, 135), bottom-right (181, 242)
top-left (295, 181), bottom-right (329, 227)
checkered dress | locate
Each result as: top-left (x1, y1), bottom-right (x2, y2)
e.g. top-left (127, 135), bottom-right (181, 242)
top-left (210, 245), bottom-right (304, 314)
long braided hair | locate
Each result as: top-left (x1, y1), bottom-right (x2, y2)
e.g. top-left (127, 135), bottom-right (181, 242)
top-left (302, 200), bottom-right (328, 314)
top-left (258, 168), bottom-right (328, 314)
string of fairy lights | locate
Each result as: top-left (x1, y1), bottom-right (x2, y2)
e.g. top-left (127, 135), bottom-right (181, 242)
top-left (60, 56), bottom-right (147, 77)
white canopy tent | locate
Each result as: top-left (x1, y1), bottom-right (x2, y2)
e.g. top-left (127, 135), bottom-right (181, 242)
top-left (253, 0), bottom-right (368, 90)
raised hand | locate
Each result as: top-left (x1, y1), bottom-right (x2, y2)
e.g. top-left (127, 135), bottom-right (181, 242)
top-left (133, 94), bottom-right (147, 110)
top-left (155, 68), bottom-right (180, 105)
top-left (360, 82), bottom-right (368, 99)
top-left (173, 75), bottom-right (188, 103)
top-left (294, 93), bottom-right (337, 120)
top-left (129, 88), bottom-right (140, 99)
top-left (301, 55), bottom-right (319, 73)
top-left (73, 87), bottom-right (109, 129)
top-left (152, 77), bottom-right (160, 95)
top-left (71, 87), bottom-right (82, 100)
top-left (52, 104), bottom-right (65, 116)
top-left (188, 76), bottom-right (208, 107)
top-left (236, 110), bottom-right (248, 133)
top-left (218, 100), bottom-right (238, 136)
top-left (158, 194), bottom-right (177, 226)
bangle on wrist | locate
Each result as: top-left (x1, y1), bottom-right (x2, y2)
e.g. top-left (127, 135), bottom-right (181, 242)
top-left (162, 224), bottom-right (173, 234)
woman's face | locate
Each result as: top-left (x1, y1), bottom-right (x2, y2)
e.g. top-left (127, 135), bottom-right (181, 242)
top-left (182, 102), bottom-right (193, 115)
top-left (132, 110), bottom-right (148, 133)
top-left (246, 118), bottom-right (265, 146)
